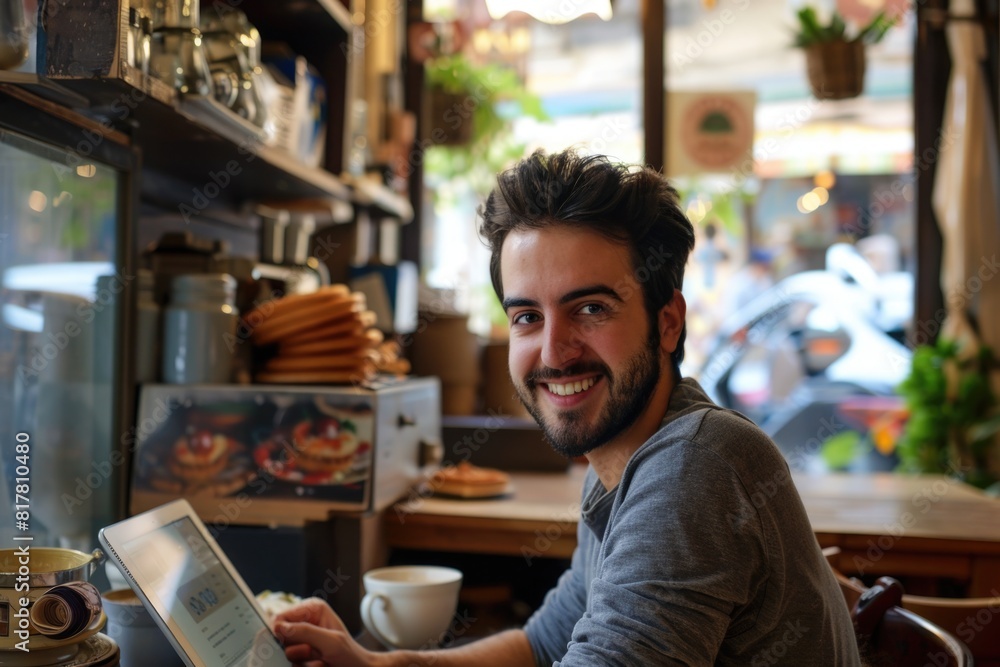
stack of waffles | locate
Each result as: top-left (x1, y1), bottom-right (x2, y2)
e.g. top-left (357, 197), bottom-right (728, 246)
top-left (247, 284), bottom-right (410, 383)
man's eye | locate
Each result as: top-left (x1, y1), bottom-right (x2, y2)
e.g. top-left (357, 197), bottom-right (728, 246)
top-left (579, 304), bottom-right (605, 315)
top-left (512, 312), bottom-right (540, 325)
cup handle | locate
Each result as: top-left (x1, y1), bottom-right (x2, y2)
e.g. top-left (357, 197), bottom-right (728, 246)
top-left (360, 593), bottom-right (399, 649)
top-left (89, 549), bottom-right (106, 577)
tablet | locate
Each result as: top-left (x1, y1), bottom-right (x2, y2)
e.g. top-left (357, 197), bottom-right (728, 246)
top-left (99, 499), bottom-right (292, 667)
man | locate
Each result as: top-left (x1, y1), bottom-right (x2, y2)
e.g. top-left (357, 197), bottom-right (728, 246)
top-left (275, 150), bottom-right (861, 666)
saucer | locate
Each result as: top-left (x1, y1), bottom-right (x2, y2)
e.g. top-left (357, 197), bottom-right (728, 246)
top-left (62, 633), bottom-right (119, 666)
top-left (0, 632), bottom-right (117, 666)
top-left (0, 611), bottom-right (106, 654)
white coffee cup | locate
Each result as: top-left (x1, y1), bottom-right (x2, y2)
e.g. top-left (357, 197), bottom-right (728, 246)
top-left (102, 588), bottom-right (182, 667)
top-left (360, 565), bottom-right (462, 650)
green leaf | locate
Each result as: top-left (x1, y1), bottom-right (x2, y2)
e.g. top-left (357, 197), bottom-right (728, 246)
top-left (796, 6), bottom-right (826, 45)
top-left (827, 13), bottom-right (847, 40)
top-left (518, 95), bottom-right (548, 121)
top-left (856, 11), bottom-right (895, 45)
top-left (895, 338), bottom-right (998, 475)
top-left (792, 6), bottom-right (895, 47)
top-left (821, 431), bottom-right (864, 470)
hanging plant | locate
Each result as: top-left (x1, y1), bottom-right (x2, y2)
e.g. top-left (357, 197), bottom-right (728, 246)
top-left (422, 53), bottom-right (547, 194)
top-left (792, 7), bottom-right (895, 100)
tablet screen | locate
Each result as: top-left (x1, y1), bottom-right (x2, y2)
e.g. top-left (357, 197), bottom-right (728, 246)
top-left (121, 517), bottom-right (288, 667)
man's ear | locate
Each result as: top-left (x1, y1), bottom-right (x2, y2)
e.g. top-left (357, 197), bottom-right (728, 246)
top-left (658, 289), bottom-right (686, 355)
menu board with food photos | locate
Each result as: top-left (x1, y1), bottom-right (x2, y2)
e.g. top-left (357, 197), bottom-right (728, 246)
top-left (129, 383), bottom-right (411, 524)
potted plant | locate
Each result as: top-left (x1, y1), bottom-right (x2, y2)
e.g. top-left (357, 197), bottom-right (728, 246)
top-left (422, 52), bottom-right (547, 194)
top-left (895, 338), bottom-right (1000, 492)
top-left (424, 55), bottom-right (482, 146)
top-left (793, 7), bottom-right (895, 100)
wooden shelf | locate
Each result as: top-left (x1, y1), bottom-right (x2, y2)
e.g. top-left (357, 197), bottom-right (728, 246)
top-left (342, 174), bottom-right (415, 222)
top-left (0, 71), bottom-right (90, 108)
top-left (48, 70), bottom-right (352, 204)
top-left (236, 0), bottom-right (354, 42)
top-left (20, 0), bottom-right (411, 218)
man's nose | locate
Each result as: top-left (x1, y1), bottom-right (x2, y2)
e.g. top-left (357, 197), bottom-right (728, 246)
top-left (541, 316), bottom-right (583, 369)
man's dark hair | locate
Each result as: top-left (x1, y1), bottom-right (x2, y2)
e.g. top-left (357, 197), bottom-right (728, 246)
top-left (479, 149), bottom-right (696, 369)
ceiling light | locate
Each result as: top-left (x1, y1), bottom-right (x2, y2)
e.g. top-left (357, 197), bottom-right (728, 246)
top-left (813, 170), bottom-right (836, 189)
top-left (485, 0), bottom-right (612, 24)
top-left (28, 191), bottom-right (47, 213)
top-left (801, 191), bottom-right (821, 211)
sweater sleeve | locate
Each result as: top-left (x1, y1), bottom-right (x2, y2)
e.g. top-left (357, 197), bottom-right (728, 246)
top-left (557, 440), bottom-right (767, 666)
top-left (523, 519), bottom-right (592, 666)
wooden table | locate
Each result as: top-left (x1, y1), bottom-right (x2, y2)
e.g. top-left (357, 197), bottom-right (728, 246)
top-left (802, 473), bottom-right (1000, 596)
top-left (383, 466), bottom-right (1000, 596)
top-left (383, 466), bottom-right (587, 560)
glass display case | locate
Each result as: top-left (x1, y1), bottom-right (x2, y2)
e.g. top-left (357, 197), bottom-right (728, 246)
top-left (0, 98), bottom-right (134, 556)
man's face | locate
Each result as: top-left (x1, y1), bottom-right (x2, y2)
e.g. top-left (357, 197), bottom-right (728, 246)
top-left (500, 226), bottom-right (664, 458)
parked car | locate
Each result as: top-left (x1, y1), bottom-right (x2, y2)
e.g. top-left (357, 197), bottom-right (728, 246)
top-left (696, 253), bottom-right (913, 472)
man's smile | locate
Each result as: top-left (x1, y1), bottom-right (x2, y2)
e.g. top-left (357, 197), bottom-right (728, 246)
top-left (543, 375), bottom-right (601, 397)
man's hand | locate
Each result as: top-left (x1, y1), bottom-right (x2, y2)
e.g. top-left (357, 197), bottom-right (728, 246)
top-left (274, 598), bottom-right (384, 667)
top-left (274, 598), bottom-right (534, 667)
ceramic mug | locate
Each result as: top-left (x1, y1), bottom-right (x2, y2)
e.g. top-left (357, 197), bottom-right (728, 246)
top-left (102, 588), bottom-right (181, 667)
top-left (360, 566), bottom-right (462, 650)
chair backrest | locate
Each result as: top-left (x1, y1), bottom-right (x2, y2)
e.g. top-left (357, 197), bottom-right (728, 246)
top-left (902, 594), bottom-right (1000, 667)
top-left (854, 578), bottom-right (973, 667)
top-left (821, 548), bottom-right (974, 667)
top-left (870, 605), bottom-right (975, 667)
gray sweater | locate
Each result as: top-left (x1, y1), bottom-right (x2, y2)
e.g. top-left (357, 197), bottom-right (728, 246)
top-left (524, 379), bottom-right (861, 666)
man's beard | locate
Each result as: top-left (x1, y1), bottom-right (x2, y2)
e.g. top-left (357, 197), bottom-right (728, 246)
top-left (514, 330), bottom-right (662, 459)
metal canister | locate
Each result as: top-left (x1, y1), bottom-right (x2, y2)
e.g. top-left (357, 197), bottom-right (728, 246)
top-left (162, 273), bottom-right (239, 384)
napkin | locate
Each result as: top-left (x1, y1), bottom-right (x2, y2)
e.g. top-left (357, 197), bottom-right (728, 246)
top-left (29, 581), bottom-right (102, 640)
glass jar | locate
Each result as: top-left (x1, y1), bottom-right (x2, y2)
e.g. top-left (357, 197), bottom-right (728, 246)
top-left (148, 0), bottom-right (211, 96)
top-left (124, 8), bottom-right (150, 76)
top-left (199, 23), bottom-right (252, 115)
top-left (161, 0), bottom-right (198, 29)
top-left (0, 0), bottom-right (29, 70)
top-left (200, 9), bottom-right (266, 124)
top-left (162, 274), bottom-right (238, 384)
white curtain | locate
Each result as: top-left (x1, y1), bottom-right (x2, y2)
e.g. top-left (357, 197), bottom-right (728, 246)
top-left (931, 0), bottom-right (1000, 384)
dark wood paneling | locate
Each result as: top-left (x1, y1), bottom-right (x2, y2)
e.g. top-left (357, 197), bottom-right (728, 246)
top-left (642, 0), bottom-right (664, 171)
top-left (913, 0), bottom-right (952, 343)
top-left (401, 0), bottom-right (424, 267)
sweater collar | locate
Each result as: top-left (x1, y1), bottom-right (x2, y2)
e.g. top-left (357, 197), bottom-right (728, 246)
top-left (578, 377), bottom-right (713, 539)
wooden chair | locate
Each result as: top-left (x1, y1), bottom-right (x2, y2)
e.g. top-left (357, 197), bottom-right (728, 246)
top-left (854, 576), bottom-right (973, 667)
top-left (822, 547), bottom-right (974, 667)
top-left (902, 594), bottom-right (1000, 667)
